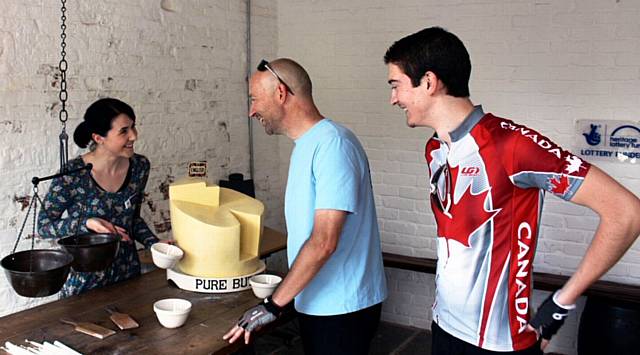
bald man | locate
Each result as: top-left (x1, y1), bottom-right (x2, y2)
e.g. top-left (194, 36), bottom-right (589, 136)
top-left (223, 58), bottom-right (387, 354)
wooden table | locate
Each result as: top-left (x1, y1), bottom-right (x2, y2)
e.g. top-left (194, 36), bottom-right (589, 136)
top-left (0, 227), bottom-right (287, 355)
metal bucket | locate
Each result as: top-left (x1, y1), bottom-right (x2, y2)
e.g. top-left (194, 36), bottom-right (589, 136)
top-left (58, 233), bottom-right (120, 272)
top-left (1, 249), bottom-right (73, 297)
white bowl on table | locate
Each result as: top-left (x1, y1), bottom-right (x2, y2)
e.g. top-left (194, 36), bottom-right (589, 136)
top-left (150, 243), bottom-right (183, 269)
top-left (249, 274), bottom-right (282, 298)
top-left (153, 298), bottom-right (192, 328)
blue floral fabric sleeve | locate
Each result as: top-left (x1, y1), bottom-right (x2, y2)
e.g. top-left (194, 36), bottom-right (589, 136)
top-left (131, 156), bottom-right (157, 248)
top-left (37, 163), bottom-right (91, 238)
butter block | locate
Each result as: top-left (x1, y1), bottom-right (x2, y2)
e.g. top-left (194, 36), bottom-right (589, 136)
top-left (169, 178), bottom-right (264, 277)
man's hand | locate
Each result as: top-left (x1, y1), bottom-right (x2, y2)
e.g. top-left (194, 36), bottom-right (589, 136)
top-left (222, 297), bottom-right (281, 344)
top-left (528, 290), bottom-right (576, 349)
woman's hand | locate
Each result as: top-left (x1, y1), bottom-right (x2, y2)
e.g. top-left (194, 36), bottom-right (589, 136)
top-left (86, 217), bottom-right (132, 242)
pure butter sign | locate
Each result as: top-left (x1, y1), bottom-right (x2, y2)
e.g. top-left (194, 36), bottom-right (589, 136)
top-left (575, 120), bottom-right (640, 164)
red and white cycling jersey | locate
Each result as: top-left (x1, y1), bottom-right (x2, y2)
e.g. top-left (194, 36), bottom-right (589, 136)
top-left (427, 106), bottom-right (590, 351)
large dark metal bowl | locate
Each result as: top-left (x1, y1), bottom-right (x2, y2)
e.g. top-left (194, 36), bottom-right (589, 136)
top-left (58, 233), bottom-right (120, 272)
top-left (1, 249), bottom-right (73, 297)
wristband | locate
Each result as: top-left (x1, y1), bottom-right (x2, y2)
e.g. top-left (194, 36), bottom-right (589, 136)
top-left (263, 296), bottom-right (283, 316)
top-left (552, 291), bottom-right (576, 311)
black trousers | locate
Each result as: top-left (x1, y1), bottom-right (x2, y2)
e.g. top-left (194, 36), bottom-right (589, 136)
top-left (297, 303), bottom-right (382, 355)
top-left (431, 322), bottom-right (543, 355)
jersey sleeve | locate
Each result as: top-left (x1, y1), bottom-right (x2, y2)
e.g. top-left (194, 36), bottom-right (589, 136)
top-left (503, 121), bottom-right (591, 201)
top-left (313, 136), bottom-right (360, 213)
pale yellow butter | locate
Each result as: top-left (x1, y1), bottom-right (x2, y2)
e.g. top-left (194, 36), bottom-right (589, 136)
top-left (169, 179), bottom-right (264, 277)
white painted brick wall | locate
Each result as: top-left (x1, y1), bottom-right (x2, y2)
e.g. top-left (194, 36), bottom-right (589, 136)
top-left (249, 0), bottom-right (288, 273)
top-left (0, 0), bottom-right (285, 317)
top-left (277, 0), bottom-right (640, 353)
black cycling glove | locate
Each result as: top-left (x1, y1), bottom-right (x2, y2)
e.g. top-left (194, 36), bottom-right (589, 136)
top-left (237, 296), bottom-right (283, 332)
top-left (529, 290), bottom-right (576, 340)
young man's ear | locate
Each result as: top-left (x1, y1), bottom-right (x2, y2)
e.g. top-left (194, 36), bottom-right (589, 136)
top-left (423, 71), bottom-right (442, 93)
top-left (421, 71), bottom-right (433, 90)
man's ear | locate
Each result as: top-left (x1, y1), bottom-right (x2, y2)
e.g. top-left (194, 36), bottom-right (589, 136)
top-left (277, 83), bottom-right (289, 103)
top-left (421, 71), bottom-right (432, 90)
top-left (421, 71), bottom-right (438, 92)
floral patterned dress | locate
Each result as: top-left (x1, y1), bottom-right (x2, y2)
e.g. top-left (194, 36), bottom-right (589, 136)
top-left (37, 154), bottom-right (158, 297)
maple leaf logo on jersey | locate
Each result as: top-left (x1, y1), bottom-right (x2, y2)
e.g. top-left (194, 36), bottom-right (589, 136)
top-left (432, 166), bottom-right (500, 247)
top-left (565, 155), bottom-right (584, 175)
top-left (549, 174), bottom-right (571, 195)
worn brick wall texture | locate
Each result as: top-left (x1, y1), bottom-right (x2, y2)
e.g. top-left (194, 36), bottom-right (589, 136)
top-left (249, 1), bottom-right (288, 275)
top-left (276, 0), bottom-right (640, 354)
top-left (0, 0), bottom-right (285, 316)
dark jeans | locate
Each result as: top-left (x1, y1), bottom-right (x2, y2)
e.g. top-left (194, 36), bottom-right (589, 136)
top-left (297, 303), bottom-right (382, 355)
top-left (432, 321), bottom-right (543, 355)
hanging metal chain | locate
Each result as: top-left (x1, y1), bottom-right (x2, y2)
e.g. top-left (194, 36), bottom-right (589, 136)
top-left (11, 186), bottom-right (39, 254)
top-left (31, 186), bottom-right (38, 251)
top-left (58, 0), bottom-right (69, 172)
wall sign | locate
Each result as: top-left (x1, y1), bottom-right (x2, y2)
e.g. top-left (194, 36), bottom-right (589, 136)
top-left (575, 120), bottom-right (640, 164)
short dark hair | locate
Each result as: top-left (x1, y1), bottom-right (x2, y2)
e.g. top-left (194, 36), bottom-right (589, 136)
top-left (384, 27), bottom-right (471, 97)
top-left (73, 98), bottom-right (136, 148)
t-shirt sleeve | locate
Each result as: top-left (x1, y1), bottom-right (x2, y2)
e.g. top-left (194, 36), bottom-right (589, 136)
top-left (504, 123), bottom-right (591, 201)
top-left (313, 136), bottom-right (360, 213)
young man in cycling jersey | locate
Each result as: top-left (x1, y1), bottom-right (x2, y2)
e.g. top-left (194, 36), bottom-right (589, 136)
top-left (384, 26), bottom-right (640, 354)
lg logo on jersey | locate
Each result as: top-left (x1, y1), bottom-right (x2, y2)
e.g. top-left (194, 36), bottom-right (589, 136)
top-left (460, 166), bottom-right (480, 176)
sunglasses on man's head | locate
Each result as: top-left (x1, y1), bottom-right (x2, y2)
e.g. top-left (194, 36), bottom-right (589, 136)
top-left (257, 59), bottom-right (294, 95)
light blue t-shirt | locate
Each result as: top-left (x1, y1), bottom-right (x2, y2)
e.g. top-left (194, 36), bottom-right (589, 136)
top-left (284, 118), bottom-right (387, 315)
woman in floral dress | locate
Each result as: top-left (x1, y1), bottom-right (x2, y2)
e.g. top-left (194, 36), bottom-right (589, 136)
top-left (37, 98), bottom-right (160, 297)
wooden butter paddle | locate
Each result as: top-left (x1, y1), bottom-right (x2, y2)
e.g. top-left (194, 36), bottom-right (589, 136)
top-left (106, 306), bottom-right (139, 330)
top-left (59, 319), bottom-right (116, 339)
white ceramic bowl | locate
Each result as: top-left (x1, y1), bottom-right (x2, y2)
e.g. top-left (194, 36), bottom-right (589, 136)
top-left (150, 243), bottom-right (183, 269)
top-left (249, 274), bottom-right (282, 298)
top-left (153, 298), bottom-right (192, 328)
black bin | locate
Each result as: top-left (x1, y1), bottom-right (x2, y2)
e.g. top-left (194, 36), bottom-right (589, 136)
top-left (578, 296), bottom-right (640, 355)
top-left (219, 173), bottom-right (255, 197)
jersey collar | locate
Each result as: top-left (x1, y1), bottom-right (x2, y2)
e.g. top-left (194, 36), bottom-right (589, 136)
top-left (449, 105), bottom-right (485, 142)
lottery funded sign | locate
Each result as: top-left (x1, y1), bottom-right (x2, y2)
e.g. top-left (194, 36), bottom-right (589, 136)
top-left (575, 120), bottom-right (640, 164)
